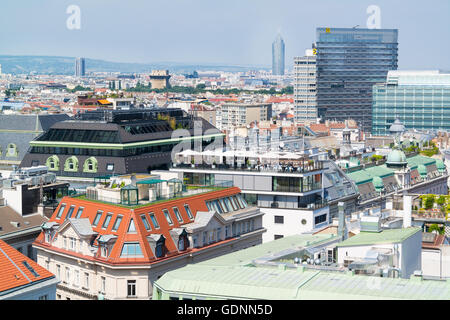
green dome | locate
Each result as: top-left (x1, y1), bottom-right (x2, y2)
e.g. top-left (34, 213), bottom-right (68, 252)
top-left (418, 164), bottom-right (427, 176)
top-left (436, 159), bottom-right (445, 172)
top-left (373, 176), bottom-right (384, 191)
top-left (386, 149), bottom-right (407, 167)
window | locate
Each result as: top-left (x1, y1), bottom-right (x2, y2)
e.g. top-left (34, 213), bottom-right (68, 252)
top-left (228, 196), bottom-right (239, 210)
top-left (127, 280), bottom-right (136, 297)
top-left (22, 261), bottom-right (39, 277)
top-left (70, 237), bottom-right (76, 251)
top-left (203, 231), bottom-right (207, 245)
top-left (102, 213), bottom-right (113, 229)
top-left (92, 211), bottom-right (103, 226)
top-left (101, 276), bottom-right (106, 293)
top-left (314, 214), bottom-right (327, 225)
top-left (173, 207), bottom-right (183, 222)
top-left (111, 215), bottom-right (122, 231)
top-left (184, 204), bottom-right (193, 219)
top-left (140, 215), bottom-right (151, 231)
top-left (56, 204), bottom-right (66, 219)
top-left (250, 219), bottom-right (254, 231)
top-left (74, 269), bottom-right (80, 287)
top-left (224, 197), bottom-right (233, 211)
top-left (163, 209), bottom-right (173, 225)
top-left (225, 225), bottom-right (230, 238)
top-left (45, 261), bottom-right (49, 270)
top-left (66, 205), bottom-right (75, 220)
top-left (193, 235), bottom-right (198, 247)
top-left (39, 295), bottom-right (48, 300)
top-left (120, 242), bottom-right (143, 257)
top-left (65, 267), bottom-right (71, 284)
top-left (56, 265), bottom-right (61, 279)
top-left (236, 194), bottom-right (248, 208)
top-left (45, 232), bottom-right (52, 243)
top-left (84, 272), bottom-right (89, 289)
top-left (127, 218), bottom-right (136, 233)
top-left (75, 207), bottom-right (84, 219)
top-left (149, 213), bottom-right (159, 228)
top-left (274, 216), bottom-right (284, 224)
top-left (217, 227), bottom-right (222, 240)
top-left (101, 246), bottom-right (108, 257)
top-left (63, 236), bottom-right (67, 249)
top-left (219, 198), bottom-right (229, 213)
top-left (274, 234), bottom-right (284, 240)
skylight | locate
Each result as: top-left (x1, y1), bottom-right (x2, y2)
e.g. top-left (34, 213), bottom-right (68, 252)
top-left (22, 261), bottom-right (39, 277)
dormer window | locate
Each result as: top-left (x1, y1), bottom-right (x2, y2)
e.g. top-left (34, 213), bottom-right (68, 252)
top-left (127, 218), bottom-right (136, 233)
top-left (149, 213), bottom-right (159, 229)
top-left (45, 232), bottom-right (52, 243)
top-left (112, 215), bottom-right (123, 232)
top-left (65, 205), bottom-right (75, 220)
top-left (92, 211), bottom-right (103, 226)
top-left (56, 204), bottom-right (66, 219)
top-left (140, 215), bottom-right (151, 231)
top-left (69, 237), bottom-right (76, 251)
top-left (101, 246), bottom-right (108, 258)
top-left (173, 207), bottom-right (183, 223)
top-left (184, 204), bottom-right (193, 220)
top-left (177, 231), bottom-right (189, 251)
top-left (75, 207), bottom-right (84, 219)
top-left (163, 209), bottom-right (173, 225)
top-left (102, 213), bottom-right (113, 229)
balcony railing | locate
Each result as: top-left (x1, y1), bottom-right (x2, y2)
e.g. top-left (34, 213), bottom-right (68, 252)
top-left (173, 161), bottom-right (324, 174)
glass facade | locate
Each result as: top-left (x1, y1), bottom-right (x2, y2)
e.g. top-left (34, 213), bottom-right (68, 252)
top-left (272, 34), bottom-right (285, 75)
top-left (315, 27), bottom-right (398, 132)
top-left (372, 71), bottom-right (450, 135)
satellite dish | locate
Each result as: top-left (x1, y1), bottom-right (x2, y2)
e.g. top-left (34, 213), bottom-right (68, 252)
top-left (306, 258), bottom-right (311, 264)
top-left (294, 257), bottom-right (300, 264)
top-left (314, 258), bottom-right (320, 265)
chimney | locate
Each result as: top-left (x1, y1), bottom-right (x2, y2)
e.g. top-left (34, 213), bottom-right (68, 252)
top-left (37, 203), bottom-right (45, 217)
top-left (403, 192), bottom-right (412, 228)
top-left (338, 202), bottom-right (347, 240)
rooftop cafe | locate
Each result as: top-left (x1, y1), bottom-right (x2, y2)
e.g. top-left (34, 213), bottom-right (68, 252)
top-left (173, 149), bottom-right (323, 173)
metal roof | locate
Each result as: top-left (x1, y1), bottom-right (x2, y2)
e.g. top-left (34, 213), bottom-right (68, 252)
top-left (336, 227), bottom-right (421, 247)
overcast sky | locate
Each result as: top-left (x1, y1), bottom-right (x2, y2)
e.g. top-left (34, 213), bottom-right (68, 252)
top-left (1, 0), bottom-right (449, 70)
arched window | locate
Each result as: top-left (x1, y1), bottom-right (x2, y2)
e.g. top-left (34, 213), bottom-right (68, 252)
top-left (64, 156), bottom-right (79, 172)
top-left (46, 156), bottom-right (60, 171)
top-left (155, 236), bottom-right (166, 258)
top-left (177, 230), bottom-right (189, 251)
top-left (6, 143), bottom-right (18, 157)
top-left (83, 157), bottom-right (98, 173)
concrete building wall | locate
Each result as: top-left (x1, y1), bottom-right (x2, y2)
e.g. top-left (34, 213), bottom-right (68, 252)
top-left (400, 230), bottom-right (422, 278)
top-left (422, 247), bottom-right (450, 279)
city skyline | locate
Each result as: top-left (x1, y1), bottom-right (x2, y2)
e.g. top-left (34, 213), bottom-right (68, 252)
top-left (0, 0), bottom-right (449, 70)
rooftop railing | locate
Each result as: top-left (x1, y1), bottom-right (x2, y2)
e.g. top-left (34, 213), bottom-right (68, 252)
top-left (173, 161), bottom-right (324, 174)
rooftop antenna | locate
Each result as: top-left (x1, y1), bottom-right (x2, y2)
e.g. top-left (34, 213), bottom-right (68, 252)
top-left (353, 25), bottom-right (360, 29)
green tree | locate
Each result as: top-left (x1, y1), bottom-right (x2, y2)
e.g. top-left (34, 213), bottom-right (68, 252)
top-left (436, 195), bottom-right (447, 206)
top-left (423, 195), bottom-right (435, 210)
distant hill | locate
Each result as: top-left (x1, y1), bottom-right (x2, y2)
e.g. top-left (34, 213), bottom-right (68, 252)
top-left (0, 55), bottom-right (269, 75)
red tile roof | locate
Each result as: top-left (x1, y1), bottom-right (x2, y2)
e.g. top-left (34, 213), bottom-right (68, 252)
top-left (0, 240), bottom-right (54, 293)
top-left (309, 123), bottom-right (330, 134)
top-left (34, 187), bottom-right (243, 266)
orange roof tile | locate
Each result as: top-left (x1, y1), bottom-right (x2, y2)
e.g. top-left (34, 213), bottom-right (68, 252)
top-left (34, 187), bottom-right (244, 265)
top-left (0, 240), bottom-right (54, 293)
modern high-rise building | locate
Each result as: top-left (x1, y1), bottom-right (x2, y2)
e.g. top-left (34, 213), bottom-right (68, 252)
top-left (294, 49), bottom-right (317, 124)
top-left (272, 33), bottom-right (285, 76)
top-left (217, 103), bottom-right (272, 132)
top-left (75, 57), bottom-right (85, 77)
top-left (315, 27), bottom-right (398, 133)
top-left (372, 70), bottom-right (450, 135)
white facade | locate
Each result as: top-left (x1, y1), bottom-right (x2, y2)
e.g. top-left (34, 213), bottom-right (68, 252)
top-left (260, 206), bottom-right (328, 242)
top-left (294, 52), bottom-right (317, 124)
top-left (337, 230), bottom-right (422, 279)
top-left (421, 246), bottom-right (450, 279)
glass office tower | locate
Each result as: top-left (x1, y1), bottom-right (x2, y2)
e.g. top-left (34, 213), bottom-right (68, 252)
top-left (372, 70), bottom-right (450, 135)
top-left (272, 34), bottom-right (285, 76)
top-left (315, 28), bottom-right (398, 133)
top-left (75, 57), bottom-right (85, 77)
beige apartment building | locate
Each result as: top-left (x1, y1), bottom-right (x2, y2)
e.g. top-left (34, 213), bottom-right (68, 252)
top-left (217, 103), bottom-right (272, 132)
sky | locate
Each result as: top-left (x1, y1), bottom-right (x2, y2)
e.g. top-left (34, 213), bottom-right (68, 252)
top-left (0, 0), bottom-right (449, 70)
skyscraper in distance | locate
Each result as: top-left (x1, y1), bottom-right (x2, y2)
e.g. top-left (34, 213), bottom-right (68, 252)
top-left (75, 57), bottom-right (86, 77)
top-left (315, 27), bottom-right (398, 132)
top-left (294, 49), bottom-right (317, 124)
top-left (272, 33), bottom-right (285, 76)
